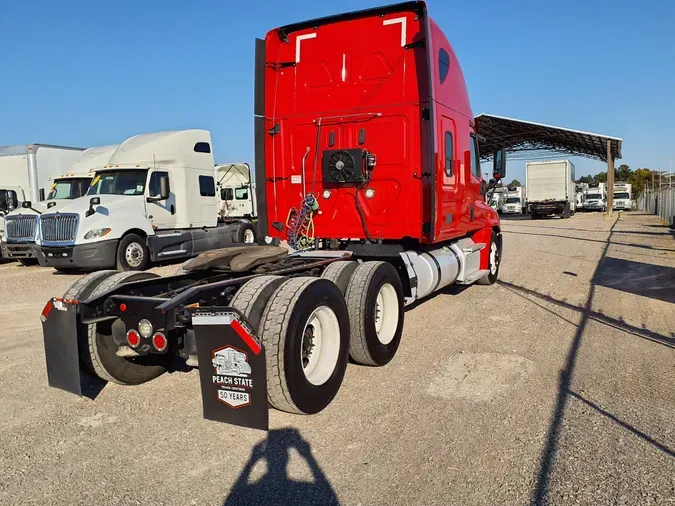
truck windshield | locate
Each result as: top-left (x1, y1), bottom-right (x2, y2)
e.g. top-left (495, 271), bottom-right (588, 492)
top-left (614, 192), bottom-right (629, 199)
top-left (47, 178), bottom-right (91, 200)
top-left (87, 170), bottom-right (148, 196)
top-left (587, 193), bottom-right (602, 199)
top-left (505, 197), bottom-right (520, 204)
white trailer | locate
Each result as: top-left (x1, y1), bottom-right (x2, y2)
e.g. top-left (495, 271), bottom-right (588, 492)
top-left (0, 144), bottom-right (84, 250)
top-left (35, 130), bottom-right (257, 272)
top-left (488, 187), bottom-right (506, 213)
top-left (583, 183), bottom-right (606, 212)
top-left (612, 182), bottom-right (632, 211)
top-left (1, 145), bottom-right (116, 263)
top-left (526, 160), bottom-right (576, 219)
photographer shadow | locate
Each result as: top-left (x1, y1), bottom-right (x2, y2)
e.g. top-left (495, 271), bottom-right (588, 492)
top-left (223, 428), bottom-right (339, 506)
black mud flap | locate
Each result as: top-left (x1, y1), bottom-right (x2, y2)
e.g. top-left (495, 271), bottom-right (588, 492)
top-left (191, 308), bottom-right (268, 431)
top-left (41, 298), bottom-right (102, 397)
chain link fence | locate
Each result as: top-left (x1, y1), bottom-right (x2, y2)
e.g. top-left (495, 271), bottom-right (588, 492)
top-left (637, 186), bottom-right (675, 226)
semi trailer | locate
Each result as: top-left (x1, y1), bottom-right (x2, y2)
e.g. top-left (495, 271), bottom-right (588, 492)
top-left (0, 144), bottom-right (84, 253)
top-left (40, 1), bottom-right (504, 431)
top-left (35, 130), bottom-right (257, 272)
top-left (526, 159), bottom-right (576, 218)
top-left (1, 145), bottom-right (116, 263)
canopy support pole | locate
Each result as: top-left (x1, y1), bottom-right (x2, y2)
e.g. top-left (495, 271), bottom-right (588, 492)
top-left (606, 140), bottom-right (614, 218)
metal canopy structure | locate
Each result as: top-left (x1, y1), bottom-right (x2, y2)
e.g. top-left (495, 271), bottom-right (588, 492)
top-left (475, 114), bottom-right (622, 162)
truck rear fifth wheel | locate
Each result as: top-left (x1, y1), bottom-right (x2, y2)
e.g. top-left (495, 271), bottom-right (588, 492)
top-left (345, 261), bottom-right (404, 367)
top-left (257, 277), bottom-right (350, 414)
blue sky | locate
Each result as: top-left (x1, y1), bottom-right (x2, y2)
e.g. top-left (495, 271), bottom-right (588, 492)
top-left (1, 0), bottom-right (674, 183)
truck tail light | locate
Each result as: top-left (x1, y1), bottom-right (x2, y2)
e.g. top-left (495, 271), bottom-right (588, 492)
top-left (152, 332), bottom-right (167, 352)
top-left (127, 329), bottom-right (140, 348)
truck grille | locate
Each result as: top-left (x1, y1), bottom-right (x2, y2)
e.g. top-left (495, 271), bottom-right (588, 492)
top-left (5, 215), bottom-right (38, 242)
top-left (40, 213), bottom-right (79, 244)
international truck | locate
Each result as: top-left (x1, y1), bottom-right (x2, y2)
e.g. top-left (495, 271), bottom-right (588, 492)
top-left (36, 130), bottom-right (257, 273)
top-left (502, 186), bottom-right (526, 214)
top-left (40, 2), bottom-right (505, 431)
top-left (612, 182), bottom-right (632, 211)
top-left (583, 183), bottom-right (606, 212)
top-left (526, 159), bottom-right (576, 218)
top-left (1, 145), bottom-right (115, 264)
top-left (0, 144), bottom-right (84, 253)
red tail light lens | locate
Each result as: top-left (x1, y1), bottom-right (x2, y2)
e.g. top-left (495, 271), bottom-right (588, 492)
top-left (152, 332), bottom-right (167, 352)
top-left (126, 329), bottom-right (140, 348)
top-left (119, 303), bottom-right (127, 312)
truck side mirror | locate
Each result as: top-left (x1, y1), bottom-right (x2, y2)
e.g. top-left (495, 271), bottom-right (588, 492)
top-left (47, 201), bottom-right (56, 209)
top-left (39, 188), bottom-right (45, 201)
top-left (159, 175), bottom-right (170, 200)
top-left (493, 148), bottom-right (507, 180)
top-left (86, 196), bottom-right (100, 217)
top-left (22, 201), bottom-right (32, 209)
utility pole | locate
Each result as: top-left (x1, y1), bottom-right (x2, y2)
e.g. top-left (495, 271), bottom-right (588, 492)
top-left (606, 140), bottom-right (614, 218)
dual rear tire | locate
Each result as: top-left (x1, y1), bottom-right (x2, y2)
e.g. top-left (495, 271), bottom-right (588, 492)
top-left (230, 260), bottom-right (405, 415)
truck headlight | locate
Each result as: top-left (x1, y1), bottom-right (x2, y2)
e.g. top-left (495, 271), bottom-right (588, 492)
top-left (84, 228), bottom-right (111, 240)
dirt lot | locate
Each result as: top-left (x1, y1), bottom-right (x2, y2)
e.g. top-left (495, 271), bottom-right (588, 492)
top-left (1, 212), bottom-right (673, 506)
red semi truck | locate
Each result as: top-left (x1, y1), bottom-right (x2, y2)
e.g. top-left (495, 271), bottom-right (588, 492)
top-left (41, 1), bottom-right (506, 431)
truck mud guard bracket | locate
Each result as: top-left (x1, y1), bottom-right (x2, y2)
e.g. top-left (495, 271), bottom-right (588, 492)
top-left (191, 307), bottom-right (269, 431)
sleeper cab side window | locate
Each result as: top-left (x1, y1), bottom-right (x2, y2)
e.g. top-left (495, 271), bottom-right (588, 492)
top-left (199, 175), bottom-right (216, 197)
top-left (470, 134), bottom-right (481, 179)
top-left (444, 131), bottom-right (454, 177)
top-left (439, 49), bottom-right (450, 84)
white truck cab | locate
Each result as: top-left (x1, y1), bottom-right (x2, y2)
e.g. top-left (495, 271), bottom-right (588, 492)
top-left (612, 182), bottom-right (632, 211)
top-left (583, 183), bottom-right (607, 212)
top-left (0, 144), bottom-right (84, 252)
top-left (502, 186), bottom-right (526, 214)
top-left (36, 130), bottom-right (256, 272)
top-left (216, 162), bottom-right (256, 220)
top-left (1, 145), bottom-right (116, 263)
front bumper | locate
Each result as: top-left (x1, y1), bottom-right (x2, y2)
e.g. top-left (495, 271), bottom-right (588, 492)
top-left (2, 241), bottom-right (38, 259)
top-left (37, 239), bottom-right (118, 269)
top-left (502, 208), bottom-right (522, 214)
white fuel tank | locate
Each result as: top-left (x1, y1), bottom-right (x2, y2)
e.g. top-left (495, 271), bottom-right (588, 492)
top-left (401, 246), bottom-right (460, 300)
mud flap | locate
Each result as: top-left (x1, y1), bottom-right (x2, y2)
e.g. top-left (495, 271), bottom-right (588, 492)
top-left (191, 308), bottom-right (268, 431)
top-left (41, 298), bottom-right (101, 397)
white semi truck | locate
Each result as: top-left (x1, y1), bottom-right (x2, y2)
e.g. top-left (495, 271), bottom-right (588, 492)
top-left (1, 145), bottom-right (116, 264)
top-left (36, 130), bottom-right (257, 272)
top-left (0, 144), bottom-right (84, 252)
top-left (526, 160), bottom-right (576, 219)
top-left (612, 182), bottom-right (632, 211)
top-left (502, 186), bottom-right (526, 214)
top-left (583, 183), bottom-right (606, 212)
top-left (488, 187), bottom-right (505, 213)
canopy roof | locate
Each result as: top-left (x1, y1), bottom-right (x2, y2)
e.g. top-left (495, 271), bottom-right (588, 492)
top-left (475, 114), bottom-right (622, 162)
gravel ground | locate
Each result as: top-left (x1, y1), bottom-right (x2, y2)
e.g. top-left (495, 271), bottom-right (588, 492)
top-left (0, 211), bottom-right (673, 506)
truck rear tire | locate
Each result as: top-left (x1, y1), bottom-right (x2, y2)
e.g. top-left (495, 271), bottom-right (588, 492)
top-left (116, 233), bottom-right (149, 271)
top-left (62, 270), bottom-right (119, 301)
top-left (237, 222), bottom-right (256, 244)
top-left (85, 271), bottom-right (166, 385)
top-left (476, 231), bottom-right (502, 286)
top-left (321, 260), bottom-right (358, 295)
top-left (258, 277), bottom-right (350, 414)
top-left (229, 275), bottom-right (285, 331)
top-left (345, 261), bottom-right (404, 367)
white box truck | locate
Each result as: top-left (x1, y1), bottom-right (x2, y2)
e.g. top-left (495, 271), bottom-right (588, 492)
top-left (502, 186), bottom-right (526, 214)
top-left (36, 130), bottom-right (257, 272)
top-left (583, 183), bottom-right (606, 212)
top-left (612, 182), bottom-right (632, 211)
top-left (526, 160), bottom-right (576, 219)
top-left (0, 144), bottom-right (84, 251)
top-left (1, 145), bottom-right (116, 263)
